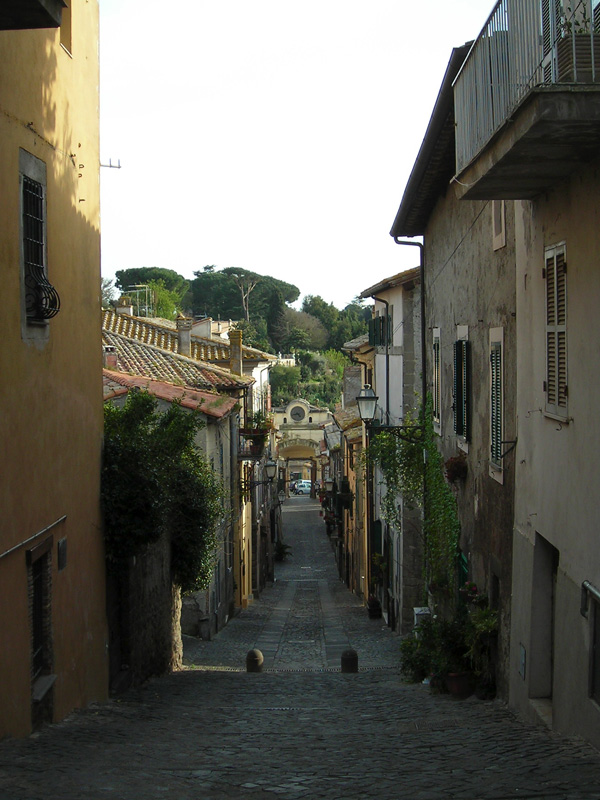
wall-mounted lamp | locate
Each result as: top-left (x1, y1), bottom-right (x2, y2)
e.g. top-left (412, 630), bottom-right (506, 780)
top-left (244, 458), bottom-right (278, 491)
top-left (356, 384), bottom-right (378, 423)
top-left (356, 385), bottom-right (423, 444)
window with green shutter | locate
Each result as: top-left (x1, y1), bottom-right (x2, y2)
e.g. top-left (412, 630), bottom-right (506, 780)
top-left (432, 329), bottom-right (441, 425)
top-left (544, 244), bottom-right (568, 418)
top-left (368, 314), bottom-right (391, 347)
top-left (453, 338), bottom-right (470, 440)
top-left (490, 340), bottom-right (503, 468)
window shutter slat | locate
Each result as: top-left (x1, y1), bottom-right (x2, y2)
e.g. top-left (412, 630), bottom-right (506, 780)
top-left (490, 343), bottom-right (502, 466)
top-left (545, 244), bottom-right (567, 416)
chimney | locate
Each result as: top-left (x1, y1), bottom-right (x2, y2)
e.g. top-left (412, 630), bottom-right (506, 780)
top-left (176, 313), bottom-right (192, 357)
top-left (115, 296), bottom-right (133, 316)
top-left (103, 345), bottom-right (118, 370)
top-left (229, 329), bottom-right (243, 375)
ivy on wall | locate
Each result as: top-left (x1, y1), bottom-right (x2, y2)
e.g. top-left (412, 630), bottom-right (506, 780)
top-left (366, 408), bottom-right (423, 529)
top-left (102, 391), bottom-right (224, 592)
top-left (422, 396), bottom-right (460, 593)
top-left (365, 396), bottom-right (460, 596)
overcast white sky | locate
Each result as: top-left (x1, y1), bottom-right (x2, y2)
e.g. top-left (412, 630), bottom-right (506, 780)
top-left (99, 0), bottom-right (494, 309)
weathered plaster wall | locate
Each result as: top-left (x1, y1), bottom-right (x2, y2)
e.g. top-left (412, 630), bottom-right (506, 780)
top-left (0, 2), bottom-right (107, 738)
top-left (511, 158), bottom-right (600, 748)
top-left (425, 188), bottom-right (517, 697)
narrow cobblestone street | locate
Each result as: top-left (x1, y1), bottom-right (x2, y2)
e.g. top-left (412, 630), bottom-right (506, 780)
top-left (2, 498), bottom-right (600, 800)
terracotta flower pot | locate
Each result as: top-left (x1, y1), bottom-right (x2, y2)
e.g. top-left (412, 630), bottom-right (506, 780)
top-left (445, 671), bottom-right (473, 699)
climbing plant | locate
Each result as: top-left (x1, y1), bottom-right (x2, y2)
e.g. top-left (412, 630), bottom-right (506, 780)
top-left (422, 395), bottom-right (460, 594)
top-left (102, 391), bottom-right (224, 591)
top-left (365, 408), bottom-right (423, 529)
top-left (364, 396), bottom-right (460, 595)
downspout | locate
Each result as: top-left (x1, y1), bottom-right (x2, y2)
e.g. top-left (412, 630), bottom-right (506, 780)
top-left (372, 295), bottom-right (390, 424)
top-left (393, 238), bottom-right (427, 592)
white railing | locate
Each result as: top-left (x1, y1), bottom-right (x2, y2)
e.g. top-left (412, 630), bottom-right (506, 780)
top-left (454, 0), bottom-right (600, 173)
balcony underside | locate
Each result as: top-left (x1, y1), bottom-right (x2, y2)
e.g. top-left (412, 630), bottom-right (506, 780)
top-left (454, 86), bottom-right (600, 201)
top-left (0, 0), bottom-right (65, 30)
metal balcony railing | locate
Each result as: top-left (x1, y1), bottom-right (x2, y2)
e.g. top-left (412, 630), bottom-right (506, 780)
top-left (454, 0), bottom-right (600, 174)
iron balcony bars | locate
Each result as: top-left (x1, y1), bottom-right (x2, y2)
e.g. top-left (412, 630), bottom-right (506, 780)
top-left (454, 0), bottom-right (600, 174)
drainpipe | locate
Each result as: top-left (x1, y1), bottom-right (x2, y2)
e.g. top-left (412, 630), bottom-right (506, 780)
top-left (371, 295), bottom-right (390, 424)
top-left (393, 238), bottom-right (427, 591)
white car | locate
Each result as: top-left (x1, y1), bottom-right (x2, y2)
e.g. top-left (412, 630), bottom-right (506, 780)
top-left (295, 480), bottom-right (312, 495)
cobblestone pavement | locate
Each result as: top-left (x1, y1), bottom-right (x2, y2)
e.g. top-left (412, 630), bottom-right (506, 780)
top-left (2, 498), bottom-right (600, 800)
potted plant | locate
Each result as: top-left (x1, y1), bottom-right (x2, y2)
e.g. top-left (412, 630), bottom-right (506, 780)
top-left (556, 3), bottom-right (600, 83)
top-left (274, 540), bottom-right (292, 562)
top-left (240, 410), bottom-right (271, 455)
top-left (445, 452), bottom-right (468, 483)
top-left (367, 594), bottom-right (382, 618)
top-left (466, 606), bottom-right (498, 699)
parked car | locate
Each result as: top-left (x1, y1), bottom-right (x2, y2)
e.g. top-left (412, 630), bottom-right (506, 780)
top-left (295, 480), bottom-right (312, 495)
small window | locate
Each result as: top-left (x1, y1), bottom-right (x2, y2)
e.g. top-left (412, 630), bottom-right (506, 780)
top-left (20, 149), bottom-right (60, 333)
top-left (492, 200), bottom-right (506, 250)
top-left (27, 537), bottom-right (53, 682)
top-left (544, 243), bottom-right (568, 419)
top-left (489, 327), bottom-right (504, 481)
top-left (60, 0), bottom-right (72, 54)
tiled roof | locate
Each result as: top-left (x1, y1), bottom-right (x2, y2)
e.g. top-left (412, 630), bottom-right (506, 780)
top-left (333, 406), bottom-right (362, 432)
top-left (342, 333), bottom-right (370, 351)
top-left (102, 311), bottom-right (276, 362)
top-left (103, 370), bottom-right (238, 418)
top-left (102, 330), bottom-right (252, 391)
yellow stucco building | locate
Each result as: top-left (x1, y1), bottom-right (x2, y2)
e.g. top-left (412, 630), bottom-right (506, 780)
top-left (0, 2), bottom-right (108, 737)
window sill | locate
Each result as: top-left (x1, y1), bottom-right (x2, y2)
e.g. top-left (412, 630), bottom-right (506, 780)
top-left (489, 463), bottom-right (504, 485)
top-left (32, 674), bottom-right (56, 702)
top-left (543, 411), bottom-right (570, 424)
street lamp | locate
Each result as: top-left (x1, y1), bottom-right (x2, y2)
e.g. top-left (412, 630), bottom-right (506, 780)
top-left (356, 384), bottom-right (423, 444)
top-left (356, 384), bottom-right (379, 423)
top-left (264, 459), bottom-right (277, 482)
top-left (244, 458), bottom-right (278, 491)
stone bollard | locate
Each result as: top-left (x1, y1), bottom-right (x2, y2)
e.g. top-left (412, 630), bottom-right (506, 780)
top-left (341, 648), bottom-right (358, 673)
top-left (246, 648), bottom-right (264, 673)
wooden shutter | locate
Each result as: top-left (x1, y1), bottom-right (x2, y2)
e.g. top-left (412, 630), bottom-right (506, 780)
top-left (490, 341), bottom-right (502, 466)
top-left (545, 245), bottom-right (567, 416)
top-left (453, 340), bottom-right (470, 440)
top-left (432, 333), bottom-right (441, 423)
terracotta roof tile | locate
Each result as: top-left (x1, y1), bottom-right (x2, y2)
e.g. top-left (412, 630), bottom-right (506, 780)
top-left (333, 406), bottom-right (362, 431)
top-left (102, 370), bottom-right (238, 418)
top-left (102, 330), bottom-right (252, 391)
top-left (102, 310), bottom-right (276, 362)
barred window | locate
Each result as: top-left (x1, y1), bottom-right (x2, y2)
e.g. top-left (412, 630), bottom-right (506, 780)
top-left (20, 150), bottom-right (60, 326)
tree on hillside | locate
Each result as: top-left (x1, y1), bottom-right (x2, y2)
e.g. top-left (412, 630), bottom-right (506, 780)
top-left (229, 270), bottom-right (259, 321)
top-left (115, 267), bottom-right (191, 308)
top-left (278, 308), bottom-right (328, 351)
top-left (148, 279), bottom-right (182, 320)
top-left (233, 318), bottom-right (271, 353)
top-left (302, 295), bottom-right (339, 331)
top-left (191, 267), bottom-right (299, 333)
